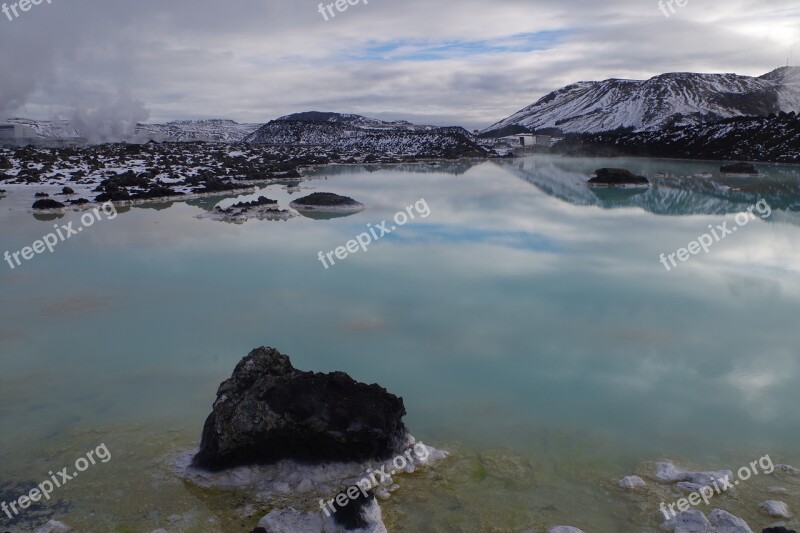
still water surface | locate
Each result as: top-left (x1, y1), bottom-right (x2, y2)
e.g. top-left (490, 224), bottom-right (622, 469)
top-left (1, 155), bottom-right (799, 531)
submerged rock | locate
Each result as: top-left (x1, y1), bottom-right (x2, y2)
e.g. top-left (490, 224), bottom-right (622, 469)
top-left (586, 168), bottom-right (649, 188)
top-left (661, 510), bottom-right (710, 532)
top-left (192, 347), bottom-right (408, 470)
top-left (774, 464), bottom-right (800, 474)
top-left (720, 162), bottom-right (758, 175)
top-left (661, 509), bottom-right (753, 533)
top-left (258, 493), bottom-right (387, 533)
top-left (34, 521), bottom-right (72, 533)
top-left (654, 461), bottom-right (734, 487)
top-left (477, 448), bottom-right (536, 489)
top-left (619, 475), bottom-right (646, 490)
top-left (548, 527), bottom-right (585, 533)
top-left (708, 509), bottom-right (753, 533)
top-left (759, 500), bottom-right (792, 518)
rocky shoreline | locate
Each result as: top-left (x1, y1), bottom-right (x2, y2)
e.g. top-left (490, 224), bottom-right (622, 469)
top-left (0, 132), bottom-right (501, 212)
top-left (552, 112), bottom-right (800, 164)
top-left (172, 347), bottom-right (800, 532)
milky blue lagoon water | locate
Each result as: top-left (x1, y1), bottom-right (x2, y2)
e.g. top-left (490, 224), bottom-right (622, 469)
top-left (2, 155), bottom-right (800, 532)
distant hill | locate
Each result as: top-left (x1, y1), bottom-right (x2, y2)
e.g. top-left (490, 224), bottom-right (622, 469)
top-left (245, 111), bottom-right (491, 158)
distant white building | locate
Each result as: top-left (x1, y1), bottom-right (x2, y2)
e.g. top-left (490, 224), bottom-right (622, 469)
top-left (0, 123), bottom-right (85, 147)
top-left (499, 134), bottom-right (552, 149)
top-left (0, 123), bottom-right (37, 141)
top-left (518, 134), bottom-right (551, 147)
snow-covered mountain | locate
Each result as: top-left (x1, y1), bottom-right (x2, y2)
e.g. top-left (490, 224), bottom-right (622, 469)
top-left (4, 118), bottom-right (260, 142)
top-left (760, 66), bottom-right (800, 111)
top-left (245, 112), bottom-right (490, 158)
top-left (484, 67), bottom-right (800, 135)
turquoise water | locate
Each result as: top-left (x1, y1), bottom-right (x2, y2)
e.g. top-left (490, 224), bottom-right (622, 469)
top-left (1, 155), bottom-right (800, 531)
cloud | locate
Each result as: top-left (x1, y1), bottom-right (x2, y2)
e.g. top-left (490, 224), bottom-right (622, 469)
top-left (1, 0), bottom-right (798, 129)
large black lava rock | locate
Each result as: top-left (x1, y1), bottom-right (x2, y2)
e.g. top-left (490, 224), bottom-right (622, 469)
top-left (291, 192), bottom-right (361, 207)
top-left (192, 347), bottom-right (408, 470)
top-left (32, 199), bottom-right (66, 210)
top-left (587, 168), bottom-right (649, 187)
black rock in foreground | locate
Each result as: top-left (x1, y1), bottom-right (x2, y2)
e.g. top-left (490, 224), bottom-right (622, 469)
top-left (192, 347), bottom-right (408, 470)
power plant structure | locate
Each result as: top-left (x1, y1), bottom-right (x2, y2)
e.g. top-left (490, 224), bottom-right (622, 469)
top-left (0, 122), bottom-right (86, 147)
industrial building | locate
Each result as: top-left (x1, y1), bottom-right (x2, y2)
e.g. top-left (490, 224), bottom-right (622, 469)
top-left (0, 123), bottom-right (38, 144)
top-left (0, 122), bottom-right (85, 147)
top-left (516, 134), bottom-right (552, 148)
top-left (497, 133), bottom-right (553, 152)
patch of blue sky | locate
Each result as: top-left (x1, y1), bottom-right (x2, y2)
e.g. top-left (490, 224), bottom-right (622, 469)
top-left (349, 30), bottom-right (570, 61)
top-left (377, 223), bottom-right (564, 255)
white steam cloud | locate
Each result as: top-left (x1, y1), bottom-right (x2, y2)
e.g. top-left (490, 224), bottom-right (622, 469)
top-left (69, 93), bottom-right (150, 144)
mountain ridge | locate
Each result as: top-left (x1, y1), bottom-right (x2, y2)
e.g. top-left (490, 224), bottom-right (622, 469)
top-left (483, 67), bottom-right (800, 135)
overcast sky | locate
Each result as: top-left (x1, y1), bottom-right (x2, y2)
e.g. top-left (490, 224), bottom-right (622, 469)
top-left (1, 0), bottom-right (798, 130)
